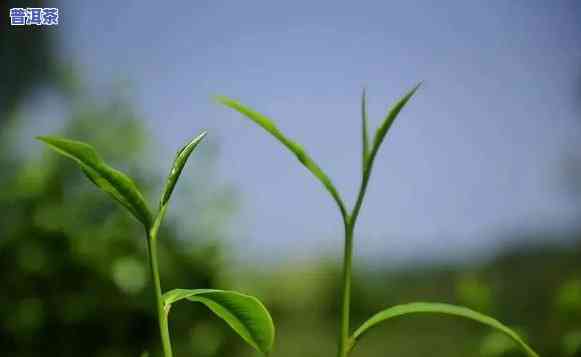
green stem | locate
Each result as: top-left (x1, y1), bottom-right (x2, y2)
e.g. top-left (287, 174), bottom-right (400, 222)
top-left (147, 204), bottom-right (173, 357)
top-left (338, 221), bottom-right (354, 357)
top-left (337, 165), bottom-right (373, 357)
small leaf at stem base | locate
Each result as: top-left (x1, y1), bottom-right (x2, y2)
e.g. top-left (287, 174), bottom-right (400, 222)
top-left (350, 302), bottom-right (539, 357)
top-left (163, 288), bottom-right (275, 355)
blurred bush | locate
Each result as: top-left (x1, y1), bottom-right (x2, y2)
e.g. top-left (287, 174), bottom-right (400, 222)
top-left (0, 83), bottom-right (245, 356)
top-left (232, 241), bottom-right (581, 357)
top-left (1, 16), bottom-right (243, 355)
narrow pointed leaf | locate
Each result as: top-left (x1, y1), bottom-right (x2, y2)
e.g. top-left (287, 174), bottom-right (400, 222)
top-left (361, 88), bottom-right (370, 172)
top-left (160, 131), bottom-right (207, 207)
top-left (217, 96), bottom-right (347, 218)
top-left (350, 302), bottom-right (539, 357)
top-left (37, 136), bottom-right (152, 228)
top-left (367, 83), bottom-right (421, 171)
top-left (163, 288), bottom-right (275, 355)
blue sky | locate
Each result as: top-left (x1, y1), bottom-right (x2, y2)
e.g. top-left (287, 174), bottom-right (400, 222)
top-left (52, 1), bottom-right (581, 266)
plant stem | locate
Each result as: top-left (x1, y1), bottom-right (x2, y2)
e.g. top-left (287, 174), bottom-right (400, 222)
top-left (147, 204), bottom-right (173, 357)
top-left (337, 165), bottom-right (373, 357)
top-left (338, 220), bottom-right (354, 357)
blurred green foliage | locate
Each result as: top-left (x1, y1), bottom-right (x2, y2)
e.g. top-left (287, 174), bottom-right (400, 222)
top-left (0, 87), bottom-right (245, 356)
top-left (1, 18), bottom-right (241, 355)
top-left (229, 241), bottom-right (581, 357)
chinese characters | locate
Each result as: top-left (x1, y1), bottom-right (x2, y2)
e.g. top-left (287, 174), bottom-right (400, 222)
top-left (10, 8), bottom-right (59, 26)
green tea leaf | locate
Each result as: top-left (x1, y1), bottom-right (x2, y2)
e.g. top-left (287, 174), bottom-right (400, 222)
top-left (366, 83), bottom-right (421, 172)
top-left (361, 88), bottom-right (370, 172)
top-left (217, 96), bottom-right (347, 219)
top-left (37, 136), bottom-right (152, 229)
top-left (160, 131), bottom-right (207, 207)
top-left (163, 288), bottom-right (275, 355)
top-left (350, 302), bottom-right (539, 357)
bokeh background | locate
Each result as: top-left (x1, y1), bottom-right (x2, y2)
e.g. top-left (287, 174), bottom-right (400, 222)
top-left (2, 1), bottom-right (581, 356)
